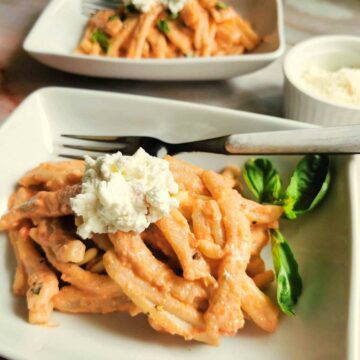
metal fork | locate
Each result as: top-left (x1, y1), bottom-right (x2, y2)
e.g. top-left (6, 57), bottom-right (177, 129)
top-left (59, 124), bottom-right (360, 159)
top-left (81, 0), bottom-right (121, 16)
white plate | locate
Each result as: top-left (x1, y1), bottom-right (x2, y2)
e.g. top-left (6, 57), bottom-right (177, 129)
top-left (23, 0), bottom-right (285, 81)
top-left (0, 87), bottom-right (358, 360)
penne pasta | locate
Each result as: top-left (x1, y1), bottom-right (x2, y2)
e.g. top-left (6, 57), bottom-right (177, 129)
top-left (2, 154), bottom-right (283, 344)
top-left (108, 17), bottom-right (138, 57)
top-left (103, 250), bottom-right (218, 345)
top-left (29, 221), bottom-right (125, 298)
top-left (104, 17), bottom-right (123, 37)
top-left (246, 255), bottom-right (265, 277)
top-left (109, 231), bottom-right (207, 307)
top-left (91, 233), bottom-right (112, 251)
top-left (236, 15), bottom-right (260, 50)
top-left (202, 170), bottom-right (253, 337)
top-left (202, 18), bottom-right (217, 56)
top-left (181, 0), bottom-right (201, 27)
top-left (141, 223), bottom-right (178, 261)
top-left (53, 286), bottom-right (133, 314)
top-left (19, 160), bottom-right (84, 191)
top-left (156, 209), bottom-right (212, 281)
top-left (165, 155), bottom-right (209, 195)
top-left (0, 184), bottom-right (81, 230)
top-left (166, 20), bottom-right (193, 55)
top-left (147, 27), bottom-right (168, 58)
top-left (15, 226), bottom-right (59, 324)
top-left (240, 274), bottom-right (278, 332)
top-left (253, 270), bottom-right (275, 290)
top-left (194, 7), bottom-right (206, 50)
top-left (250, 223), bottom-right (271, 255)
top-left (127, 5), bottom-right (162, 59)
top-left (9, 230), bottom-right (28, 296)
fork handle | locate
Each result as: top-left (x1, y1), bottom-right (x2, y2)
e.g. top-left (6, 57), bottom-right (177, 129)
top-left (225, 124), bottom-right (360, 154)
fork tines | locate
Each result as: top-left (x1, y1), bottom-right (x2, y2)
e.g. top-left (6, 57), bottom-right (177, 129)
top-left (81, 0), bottom-right (122, 16)
top-left (62, 134), bottom-right (121, 142)
top-left (59, 133), bottom-right (129, 160)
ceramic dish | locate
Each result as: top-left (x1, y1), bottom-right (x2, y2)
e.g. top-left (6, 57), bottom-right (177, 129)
top-left (0, 87), bottom-right (359, 360)
top-left (284, 35), bottom-right (360, 126)
top-left (23, 0), bottom-right (284, 81)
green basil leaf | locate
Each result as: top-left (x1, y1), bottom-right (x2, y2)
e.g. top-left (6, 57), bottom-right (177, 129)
top-left (216, 1), bottom-right (228, 9)
top-left (91, 29), bottom-right (109, 52)
top-left (283, 155), bottom-right (330, 219)
top-left (271, 229), bottom-right (302, 315)
top-left (243, 158), bottom-right (282, 203)
top-left (108, 14), bottom-right (119, 21)
top-left (157, 20), bottom-right (170, 34)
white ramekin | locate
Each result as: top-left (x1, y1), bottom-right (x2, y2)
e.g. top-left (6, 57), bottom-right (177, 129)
top-left (283, 35), bottom-right (360, 126)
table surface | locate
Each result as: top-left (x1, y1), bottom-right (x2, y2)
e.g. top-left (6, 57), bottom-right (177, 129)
top-left (0, 1), bottom-right (359, 359)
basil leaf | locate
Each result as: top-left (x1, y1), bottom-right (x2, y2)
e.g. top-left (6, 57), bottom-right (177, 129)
top-left (243, 158), bottom-right (282, 203)
top-left (271, 229), bottom-right (302, 315)
top-left (108, 14), bottom-right (119, 21)
top-left (157, 20), bottom-right (170, 34)
top-left (216, 1), bottom-right (228, 9)
top-left (91, 29), bottom-right (109, 52)
top-left (283, 155), bottom-right (330, 219)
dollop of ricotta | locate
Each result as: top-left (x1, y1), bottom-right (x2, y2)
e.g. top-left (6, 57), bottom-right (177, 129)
top-left (124, 0), bottom-right (188, 14)
top-left (71, 148), bottom-right (179, 239)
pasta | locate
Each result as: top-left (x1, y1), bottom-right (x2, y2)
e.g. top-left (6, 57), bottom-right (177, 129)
top-left (0, 156), bottom-right (282, 345)
top-left (76, 0), bottom-right (261, 59)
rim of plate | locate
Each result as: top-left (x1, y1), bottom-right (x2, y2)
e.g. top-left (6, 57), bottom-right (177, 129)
top-left (347, 156), bottom-right (360, 360)
top-left (5, 86), bottom-right (314, 132)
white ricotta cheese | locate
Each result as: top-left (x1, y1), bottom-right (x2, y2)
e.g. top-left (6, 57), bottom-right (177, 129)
top-left (71, 148), bottom-right (179, 239)
top-left (301, 66), bottom-right (360, 107)
top-left (125, 0), bottom-right (188, 14)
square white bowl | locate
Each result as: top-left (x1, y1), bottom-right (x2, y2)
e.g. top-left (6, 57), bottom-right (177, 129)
top-left (23, 0), bottom-right (285, 81)
top-left (0, 88), bottom-right (359, 360)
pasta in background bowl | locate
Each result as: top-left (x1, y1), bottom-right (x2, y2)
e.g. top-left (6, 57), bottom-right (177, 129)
top-left (23, 0), bottom-right (284, 80)
top-left (76, 0), bottom-right (261, 59)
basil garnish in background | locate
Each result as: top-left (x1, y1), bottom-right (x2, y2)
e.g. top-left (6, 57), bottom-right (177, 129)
top-left (108, 14), bottom-right (119, 21)
top-left (243, 158), bottom-right (282, 204)
top-left (271, 229), bottom-right (302, 315)
top-left (216, 1), bottom-right (228, 9)
top-left (283, 155), bottom-right (330, 219)
top-left (91, 29), bottom-right (109, 52)
top-left (157, 20), bottom-right (170, 34)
